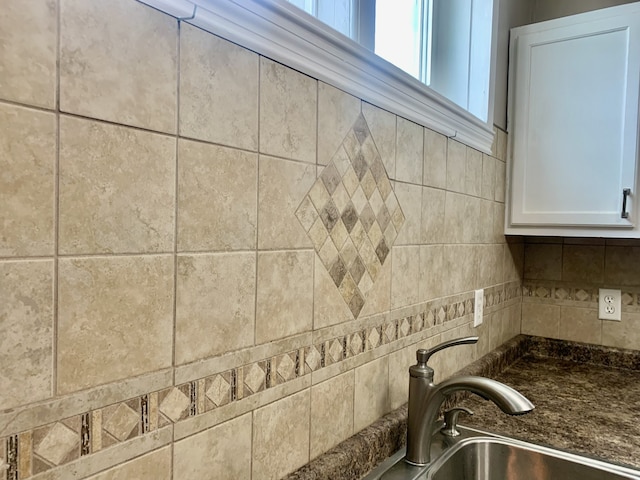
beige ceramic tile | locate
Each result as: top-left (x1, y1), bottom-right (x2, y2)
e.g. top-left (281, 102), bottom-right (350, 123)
top-left (496, 129), bottom-right (508, 162)
top-left (260, 58), bottom-right (317, 162)
top-left (60, 0), bottom-right (177, 133)
top-left (59, 116), bottom-right (175, 255)
top-left (442, 245), bottom-right (478, 294)
top-left (0, 104), bottom-right (55, 257)
top-left (391, 246), bottom-right (420, 309)
top-left (602, 312), bottom-right (640, 350)
top-left (481, 154), bottom-right (496, 200)
top-left (176, 253), bottom-right (256, 365)
top-left (360, 254), bottom-right (392, 318)
top-left (394, 182), bottom-right (422, 245)
top-left (505, 242), bottom-right (524, 282)
top-left (395, 118), bottom-right (423, 183)
top-left (421, 187), bottom-right (446, 244)
top-left (444, 192), bottom-right (481, 244)
top-left (493, 202), bottom-right (506, 244)
top-left (494, 160), bottom-right (506, 203)
top-left (253, 390), bottom-right (310, 480)
top-left (57, 256), bottom-right (173, 394)
top-left (389, 346), bottom-right (414, 410)
top-left (465, 147), bottom-right (483, 197)
top-left (86, 447), bottom-right (171, 480)
top-left (0, 0), bottom-right (57, 107)
top-left (354, 356), bottom-right (390, 432)
top-left (423, 128), bottom-right (447, 189)
top-left (523, 244), bottom-right (562, 281)
top-left (174, 413), bottom-right (251, 480)
top-left (310, 371), bottom-right (355, 459)
top-left (177, 139), bottom-right (257, 252)
top-left (258, 156), bottom-right (316, 249)
top-left (313, 254), bottom-right (354, 328)
top-left (477, 244), bottom-right (504, 287)
top-left (0, 260), bottom-right (53, 410)
top-left (521, 303), bottom-right (560, 338)
top-left (362, 102), bottom-right (396, 177)
top-left (604, 246), bottom-right (640, 286)
top-left (318, 83), bottom-right (361, 166)
top-left (256, 251), bottom-right (314, 343)
top-left (419, 245), bottom-right (445, 302)
top-left (562, 245), bottom-right (604, 283)
top-left (559, 307), bottom-right (601, 345)
top-left (446, 139), bottom-right (466, 193)
top-left (477, 199), bottom-right (495, 244)
top-left (180, 23), bottom-right (258, 150)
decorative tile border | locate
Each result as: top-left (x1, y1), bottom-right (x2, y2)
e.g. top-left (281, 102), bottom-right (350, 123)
top-left (522, 282), bottom-right (640, 311)
top-left (1, 281), bottom-right (520, 479)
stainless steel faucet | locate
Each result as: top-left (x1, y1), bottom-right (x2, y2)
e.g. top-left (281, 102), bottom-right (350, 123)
top-left (405, 336), bottom-right (534, 466)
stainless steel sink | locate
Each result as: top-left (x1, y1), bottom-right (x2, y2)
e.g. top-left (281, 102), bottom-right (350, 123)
top-left (363, 426), bottom-right (640, 480)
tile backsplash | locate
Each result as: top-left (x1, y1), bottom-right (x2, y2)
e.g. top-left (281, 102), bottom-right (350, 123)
top-left (1, 0), bottom-right (521, 479)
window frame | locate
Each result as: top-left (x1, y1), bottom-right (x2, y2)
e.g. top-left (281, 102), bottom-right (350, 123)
top-left (140, 0), bottom-right (498, 153)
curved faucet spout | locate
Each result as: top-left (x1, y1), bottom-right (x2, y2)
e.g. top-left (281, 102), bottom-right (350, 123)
top-left (405, 375), bottom-right (534, 466)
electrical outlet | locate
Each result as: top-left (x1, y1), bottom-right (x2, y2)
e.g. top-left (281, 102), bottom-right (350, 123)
top-left (599, 288), bottom-right (621, 321)
top-left (474, 289), bottom-right (484, 327)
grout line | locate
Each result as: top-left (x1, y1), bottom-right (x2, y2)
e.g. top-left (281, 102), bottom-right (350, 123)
top-left (254, 54), bottom-right (261, 350)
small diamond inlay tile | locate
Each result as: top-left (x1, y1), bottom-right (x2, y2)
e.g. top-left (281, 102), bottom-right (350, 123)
top-left (296, 114), bottom-right (405, 318)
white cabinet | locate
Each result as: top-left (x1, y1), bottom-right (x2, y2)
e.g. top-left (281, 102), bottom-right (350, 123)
top-left (505, 3), bottom-right (640, 237)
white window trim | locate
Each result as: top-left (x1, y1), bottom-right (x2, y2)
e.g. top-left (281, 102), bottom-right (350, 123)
top-left (139, 0), bottom-right (498, 153)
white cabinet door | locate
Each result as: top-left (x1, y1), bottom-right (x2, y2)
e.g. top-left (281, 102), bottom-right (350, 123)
top-left (507, 3), bottom-right (640, 234)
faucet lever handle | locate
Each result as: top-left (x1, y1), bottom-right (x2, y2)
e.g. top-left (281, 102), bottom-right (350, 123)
top-left (442, 407), bottom-right (474, 437)
top-left (418, 336), bottom-right (479, 364)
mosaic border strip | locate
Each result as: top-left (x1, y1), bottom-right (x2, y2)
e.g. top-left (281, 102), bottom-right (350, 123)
top-left (522, 283), bottom-right (640, 309)
top-left (0, 282), bottom-right (520, 479)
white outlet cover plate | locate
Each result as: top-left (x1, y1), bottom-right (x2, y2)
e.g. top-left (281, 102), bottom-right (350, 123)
top-left (474, 289), bottom-right (484, 327)
top-left (599, 288), bottom-right (621, 321)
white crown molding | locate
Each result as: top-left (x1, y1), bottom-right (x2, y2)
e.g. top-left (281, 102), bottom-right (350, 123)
top-left (137, 0), bottom-right (495, 153)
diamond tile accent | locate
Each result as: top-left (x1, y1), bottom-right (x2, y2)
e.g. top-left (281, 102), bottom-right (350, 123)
top-left (368, 327), bottom-right (380, 349)
top-left (296, 114), bottom-right (405, 318)
top-left (555, 287), bottom-right (569, 300)
top-left (574, 289), bottom-right (590, 302)
top-left (305, 346), bottom-right (321, 371)
top-left (277, 353), bottom-right (296, 382)
top-left (206, 375), bottom-right (231, 407)
top-left (159, 387), bottom-right (190, 422)
top-left (103, 403), bottom-right (138, 442)
top-left (244, 363), bottom-right (265, 394)
top-left (622, 292), bottom-right (634, 306)
top-left (34, 423), bottom-right (78, 466)
top-left (399, 318), bottom-right (410, 338)
top-left (328, 339), bottom-right (343, 363)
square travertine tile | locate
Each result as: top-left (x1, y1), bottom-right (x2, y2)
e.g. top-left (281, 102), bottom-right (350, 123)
top-left (446, 139), bottom-right (466, 194)
top-left (360, 256), bottom-right (391, 318)
top-left (493, 202), bottom-right (506, 243)
top-left (494, 159), bottom-right (506, 203)
top-left (313, 254), bottom-right (354, 328)
top-left (86, 447), bottom-right (171, 480)
top-left (521, 303), bottom-right (560, 339)
top-left (603, 312), bottom-right (640, 350)
top-left (60, 0), bottom-right (177, 133)
top-left (394, 182), bottom-right (422, 245)
top-left (423, 128), bottom-right (447, 189)
top-left (0, 0), bottom-right (57, 108)
top-left (396, 117), bottom-right (423, 183)
top-left (419, 245), bottom-right (445, 302)
top-left (0, 260), bottom-right (53, 410)
top-left (179, 24), bottom-right (258, 150)
top-left (391, 246), bottom-right (420, 309)
top-left (260, 58), bottom-right (317, 162)
top-left (59, 116), bottom-right (175, 255)
top-left (465, 147), bottom-right (483, 197)
top-left (523, 243), bottom-right (562, 281)
top-left (256, 251), bottom-right (313, 344)
top-left (0, 104), bottom-right (55, 257)
top-left (604, 246), bottom-right (640, 286)
top-left (253, 390), bottom-right (310, 480)
top-left (481, 154), bottom-right (496, 201)
top-left (318, 82), bottom-right (361, 166)
top-left (562, 245), bottom-right (604, 283)
top-left (57, 256), bottom-right (173, 394)
top-left (178, 139), bottom-right (257, 252)
top-left (174, 413), bottom-right (251, 480)
top-left (310, 371), bottom-right (354, 459)
top-left (176, 253), bottom-right (256, 365)
top-left (559, 307), bottom-right (601, 345)
top-left (258, 156), bottom-right (316, 249)
top-left (477, 244), bottom-right (504, 287)
top-left (354, 356), bottom-right (390, 432)
top-left (362, 102), bottom-right (396, 177)
top-left (505, 242), bottom-right (524, 282)
top-left (442, 245), bottom-right (478, 295)
top-left (444, 192), bottom-right (479, 244)
top-left (389, 346), bottom-right (413, 410)
top-left (421, 186), bottom-right (445, 244)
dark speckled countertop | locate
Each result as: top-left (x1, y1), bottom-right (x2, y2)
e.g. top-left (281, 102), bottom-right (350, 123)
top-left (286, 336), bottom-right (640, 479)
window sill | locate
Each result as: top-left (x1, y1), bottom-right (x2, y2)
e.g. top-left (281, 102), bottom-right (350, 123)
top-left (140, 0), bottom-right (496, 153)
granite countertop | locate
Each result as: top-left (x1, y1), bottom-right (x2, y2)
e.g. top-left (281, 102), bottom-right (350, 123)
top-left (286, 336), bottom-right (640, 479)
